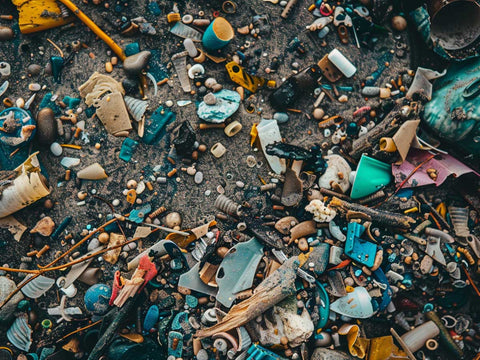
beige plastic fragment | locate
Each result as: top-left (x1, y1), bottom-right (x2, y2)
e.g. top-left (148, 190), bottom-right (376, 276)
top-left (78, 72), bottom-right (124, 100)
top-left (0, 216), bottom-right (27, 241)
top-left (77, 163), bottom-right (108, 180)
top-left (0, 152), bottom-right (50, 218)
top-left (103, 233), bottom-right (126, 264)
top-left (30, 216), bottom-right (55, 236)
top-left (379, 120), bottom-right (421, 164)
top-left (94, 92), bottom-right (132, 136)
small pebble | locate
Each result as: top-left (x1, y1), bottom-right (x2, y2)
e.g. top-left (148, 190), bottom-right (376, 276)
top-left (216, 185), bottom-right (225, 194)
top-left (36, 108), bottom-right (57, 146)
top-left (28, 83), bottom-right (41, 91)
top-left (27, 64), bottom-right (42, 76)
top-left (112, 199), bottom-right (120, 206)
top-left (298, 238), bottom-right (309, 252)
top-left (0, 26), bottom-right (14, 41)
top-left (50, 142), bottom-right (63, 156)
top-left (338, 95), bottom-right (348, 103)
top-left (280, 0), bottom-right (288, 6)
top-left (313, 108), bottom-right (325, 120)
top-left (165, 100), bottom-right (174, 107)
top-left (186, 166), bottom-right (196, 175)
top-left (194, 171), bottom-right (204, 184)
top-left (361, 86), bottom-right (380, 97)
top-left (391, 15), bottom-right (407, 31)
top-left (205, 189), bottom-right (211, 196)
top-left (105, 61), bottom-right (113, 73)
top-left (273, 112), bottom-right (289, 123)
top-left (236, 181), bottom-right (245, 188)
top-left (203, 93), bottom-right (217, 105)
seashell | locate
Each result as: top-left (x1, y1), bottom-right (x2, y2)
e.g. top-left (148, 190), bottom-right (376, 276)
top-left (61, 157), bottom-right (81, 168)
top-left (215, 195), bottom-right (241, 216)
top-left (77, 163), bottom-right (108, 180)
top-left (124, 96), bottom-right (148, 122)
top-left (20, 275), bottom-right (55, 298)
top-left (30, 216), bottom-right (55, 236)
top-left (7, 315), bottom-right (32, 352)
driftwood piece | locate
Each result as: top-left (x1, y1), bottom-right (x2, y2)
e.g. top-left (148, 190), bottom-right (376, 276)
top-left (87, 297), bottom-right (138, 360)
top-left (349, 100), bottom-right (423, 159)
top-left (195, 257), bottom-right (299, 338)
top-left (329, 197), bottom-right (415, 229)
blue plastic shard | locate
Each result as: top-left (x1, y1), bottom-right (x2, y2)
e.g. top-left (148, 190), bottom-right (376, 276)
top-left (344, 222), bottom-right (376, 267)
top-left (147, 49), bottom-right (169, 83)
top-left (197, 89), bottom-right (241, 123)
top-left (372, 268), bottom-right (393, 311)
top-left (148, 0), bottom-right (161, 15)
top-left (125, 43), bottom-right (140, 57)
top-left (119, 138), bottom-right (139, 162)
top-left (143, 106), bottom-right (176, 144)
top-left (128, 204), bottom-right (151, 223)
top-left (143, 305), bottom-right (159, 332)
top-left (246, 344), bottom-right (287, 360)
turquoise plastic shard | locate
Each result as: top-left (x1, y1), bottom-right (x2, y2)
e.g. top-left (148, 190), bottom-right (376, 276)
top-left (50, 56), bottom-right (64, 83)
top-left (39, 93), bottom-right (62, 115)
top-left (246, 344), bottom-right (287, 360)
top-left (167, 331), bottom-right (183, 358)
top-left (423, 58), bottom-right (480, 156)
top-left (143, 305), bottom-right (159, 333)
top-left (128, 204), bottom-right (151, 223)
top-left (143, 106), bottom-right (176, 144)
top-left (119, 138), bottom-right (138, 162)
top-left (124, 42), bottom-right (140, 57)
top-left (197, 89), bottom-right (241, 123)
top-left (62, 96), bottom-right (81, 109)
top-left (344, 222), bottom-right (376, 267)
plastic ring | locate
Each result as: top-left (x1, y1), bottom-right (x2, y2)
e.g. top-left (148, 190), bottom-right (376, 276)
top-left (212, 10), bottom-right (220, 17)
top-left (182, 14), bottom-right (194, 24)
top-left (211, 142), bottom-right (226, 158)
top-left (224, 121), bottom-right (243, 137)
top-left (194, 48), bottom-right (206, 63)
top-left (222, 1), bottom-right (237, 14)
top-left (425, 339), bottom-right (438, 351)
top-left (379, 137), bottom-right (397, 152)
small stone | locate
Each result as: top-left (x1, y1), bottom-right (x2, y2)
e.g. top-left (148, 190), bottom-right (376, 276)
top-left (27, 64), bottom-right (42, 76)
top-left (165, 100), bottom-right (174, 107)
top-left (0, 27), bottom-right (14, 41)
top-left (216, 185), bottom-right (225, 194)
top-left (391, 15), bottom-right (407, 31)
top-left (30, 216), bottom-right (55, 236)
top-left (298, 238), bottom-right (309, 252)
top-left (246, 155), bottom-right (257, 167)
top-left (236, 181), bottom-right (245, 188)
top-left (194, 171), bottom-right (204, 184)
top-left (123, 51), bottom-right (151, 76)
top-left (205, 189), bottom-right (211, 196)
top-left (313, 108), bottom-right (325, 120)
top-left (273, 112), bottom-right (289, 123)
top-left (77, 191), bottom-right (88, 200)
top-left (186, 166), bottom-right (196, 175)
top-left (361, 86), bottom-right (381, 97)
top-left (50, 142), bottom-right (63, 156)
top-left (198, 144), bottom-right (207, 152)
top-left (87, 238), bottom-right (101, 252)
top-left (204, 78), bottom-right (217, 88)
top-left (16, 98), bottom-right (25, 108)
top-left (36, 108), bottom-right (57, 146)
top-left (105, 61), bottom-right (113, 73)
top-left (338, 95), bottom-right (348, 103)
top-left (165, 212), bottom-right (182, 228)
top-left (280, 0), bottom-right (288, 6)
top-left (291, 61), bottom-right (300, 69)
top-left (379, 88), bottom-right (391, 98)
top-left (28, 83), bottom-right (41, 92)
top-left (112, 199), bottom-right (120, 206)
top-left (212, 83), bottom-right (223, 92)
top-left (203, 93), bottom-right (217, 105)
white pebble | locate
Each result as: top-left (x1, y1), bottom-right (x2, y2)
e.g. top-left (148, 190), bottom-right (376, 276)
top-left (112, 199), bottom-right (120, 206)
top-left (236, 181), bottom-right (245, 188)
top-left (50, 142), bottom-right (63, 156)
top-left (165, 100), bottom-right (173, 107)
top-left (194, 171), bottom-right (203, 184)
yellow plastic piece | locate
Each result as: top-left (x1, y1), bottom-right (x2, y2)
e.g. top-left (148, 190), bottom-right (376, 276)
top-left (250, 123), bottom-right (258, 147)
top-left (126, 189), bottom-right (136, 205)
top-left (225, 61), bottom-right (266, 93)
top-left (436, 202), bottom-right (447, 218)
top-left (167, 13), bottom-right (181, 23)
top-left (13, 0), bottom-right (73, 34)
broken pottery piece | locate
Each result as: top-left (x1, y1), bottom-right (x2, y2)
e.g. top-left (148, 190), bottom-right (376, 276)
top-left (215, 237), bottom-right (264, 307)
top-left (30, 216), bottom-right (55, 236)
top-left (318, 154), bottom-right (352, 193)
top-left (330, 287), bottom-right (374, 319)
top-left (0, 216), bottom-right (27, 241)
top-left (197, 89), bottom-right (241, 123)
top-left (93, 92), bottom-right (132, 136)
top-left (77, 163), bottom-right (108, 180)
